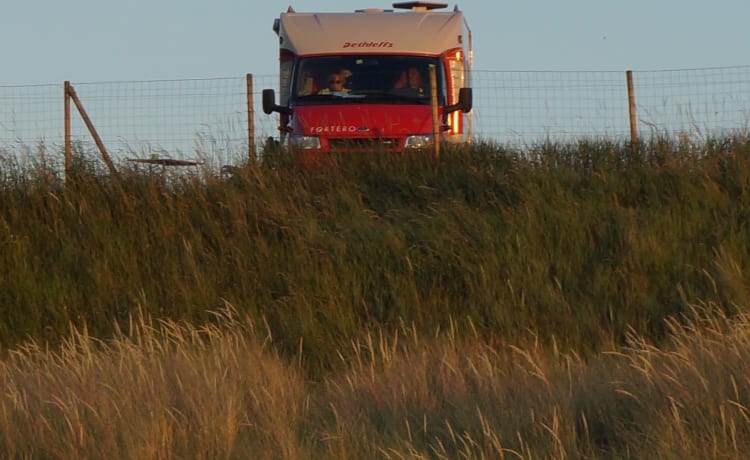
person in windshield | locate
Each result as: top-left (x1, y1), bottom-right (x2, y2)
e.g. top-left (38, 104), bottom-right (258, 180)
top-left (392, 70), bottom-right (408, 89)
top-left (318, 69), bottom-right (351, 94)
top-left (392, 66), bottom-right (426, 96)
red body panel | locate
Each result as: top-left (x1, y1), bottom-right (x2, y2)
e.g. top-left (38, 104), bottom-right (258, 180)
top-left (292, 104), bottom-right (436, 150)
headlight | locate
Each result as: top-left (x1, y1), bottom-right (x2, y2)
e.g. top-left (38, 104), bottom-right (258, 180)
top-left (404, 134), bottom-right (434, 149)
top-left (290, 135), bottom-right (321, 150)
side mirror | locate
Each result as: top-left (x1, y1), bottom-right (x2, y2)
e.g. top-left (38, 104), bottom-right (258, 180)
top-left (446, 87), bottom-right (472, 114)
top-left (457, 87), bottom-right (472, 113)
top-left (262, 89), bottom-right (291, 115)
top-left (442, 88), bottom-right (472, 125)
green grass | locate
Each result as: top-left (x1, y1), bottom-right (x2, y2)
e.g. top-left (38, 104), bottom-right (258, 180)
top-left (2, 138), bottom-right (750, 369)
top-left (2, 136), bottom-right (750, 456)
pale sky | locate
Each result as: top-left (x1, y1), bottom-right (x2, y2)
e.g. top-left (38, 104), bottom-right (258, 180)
top-left (2, 1), bottom-right (748, 85)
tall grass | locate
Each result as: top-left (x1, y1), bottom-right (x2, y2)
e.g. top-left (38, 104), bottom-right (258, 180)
top-left (2, 302), bottom-right (750, 458)
top-left (1, 137), bottom-right (750, 374)
top-left (2, 136), bottom-right (750, 456)
top-left (0, 306), bottom-right (307, 459)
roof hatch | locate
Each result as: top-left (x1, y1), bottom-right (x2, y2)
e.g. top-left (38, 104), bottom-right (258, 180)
top-left (392, 2), bottom-right (449, 11)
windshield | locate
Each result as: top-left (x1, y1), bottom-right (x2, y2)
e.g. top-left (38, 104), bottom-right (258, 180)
top-left (292, 55), bottom-right (444, 105)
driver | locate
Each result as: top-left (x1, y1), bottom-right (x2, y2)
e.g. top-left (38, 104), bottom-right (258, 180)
top-left (318, 69), bottom-right (351, 94)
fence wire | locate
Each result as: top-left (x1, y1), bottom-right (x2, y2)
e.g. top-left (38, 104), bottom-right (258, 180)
top-left (631, 66), bottom-right (750, 139)
top-left (2, 66), bottom-right (750, 166)
top-left (471, 70), bottom-right (631, 144)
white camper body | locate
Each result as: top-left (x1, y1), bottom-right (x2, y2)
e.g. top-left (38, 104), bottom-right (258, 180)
top-left (263, 2), bottom-right (473, 155)
top-left (278, 5), bottom-right (470, 56)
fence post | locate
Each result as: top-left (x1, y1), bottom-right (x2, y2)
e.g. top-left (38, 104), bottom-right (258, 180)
top-left (246, 73), bottom-right (256, 161)
top-left (626, 70), bottom-right (638, 150)
top-left (66, 83), bottom-right (118, 176)
top-left (64, 81), bottom-right (72, 177)
top-left (429, 64), bottom-right (440, 158)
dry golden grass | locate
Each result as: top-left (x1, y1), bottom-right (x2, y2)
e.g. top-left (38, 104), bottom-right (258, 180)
top-left (1, 302), bottom-right (750, 458)
top-left (0, 306), bottom-right (308, 459)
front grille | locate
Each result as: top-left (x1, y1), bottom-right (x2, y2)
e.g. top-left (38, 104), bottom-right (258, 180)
top-left (328, 138), bottom-right (401, 151)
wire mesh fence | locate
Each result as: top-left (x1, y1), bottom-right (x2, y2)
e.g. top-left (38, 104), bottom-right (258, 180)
top-left (2, 66), bottom-right (750, 169)
top-left (631, 66), bottom-right (750, 140)
top-left (471, 70), bottom-right (632, 144)
top-left (0, 77), bottom-right (271, 169)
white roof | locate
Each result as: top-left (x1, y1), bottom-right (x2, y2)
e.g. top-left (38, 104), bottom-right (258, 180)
top-left (278, 8), bottom-right (467, 56)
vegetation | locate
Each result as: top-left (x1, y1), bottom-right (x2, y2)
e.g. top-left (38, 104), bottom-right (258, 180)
top-left (1, 137), bottom-right (750, 457)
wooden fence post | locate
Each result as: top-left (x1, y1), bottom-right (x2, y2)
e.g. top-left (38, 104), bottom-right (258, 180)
top-left (626, 70), bottom-right (638, 151)
top-left (65, 83), bottom-right (118, 176)
top-left (246, 73), bottom-right (256, 161)
top-left (429, 64), bottom-right (440, 158)
top-left (64, 81), bottom-right (72, 178)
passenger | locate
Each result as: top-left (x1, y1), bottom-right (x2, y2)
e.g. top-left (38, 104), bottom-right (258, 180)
top-left (392, 69), bottom-right (408, 89)
top-left (318, 69), bottom-right (351, 94)
top-left (392, 66), bottom-right (425, 95)
top-left (406, 66), bottom-right (424, 92)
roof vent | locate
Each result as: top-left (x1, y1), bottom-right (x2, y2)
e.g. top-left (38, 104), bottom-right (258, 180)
top-left (392, 1), bottom-right (448, 11)
top-left (355, 8), bottom-right (390, 13)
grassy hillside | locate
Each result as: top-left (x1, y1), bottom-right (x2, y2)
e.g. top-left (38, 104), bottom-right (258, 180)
top-left (3, 138), bottom-right (750, 366)
top-left (2, 137), bottom-right (750, 456)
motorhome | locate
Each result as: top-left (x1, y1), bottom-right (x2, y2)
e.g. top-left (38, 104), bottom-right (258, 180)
top-left (262, 2), bottom-right (473, 155)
